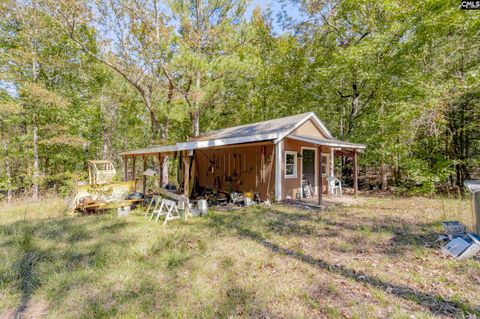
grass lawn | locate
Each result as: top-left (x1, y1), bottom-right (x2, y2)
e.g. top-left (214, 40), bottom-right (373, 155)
top-left (1, 196), bottom-right (479, 318)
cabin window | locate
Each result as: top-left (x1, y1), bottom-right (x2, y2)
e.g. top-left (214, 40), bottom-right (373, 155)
top-left (285, 151), bottom-right (297, 178)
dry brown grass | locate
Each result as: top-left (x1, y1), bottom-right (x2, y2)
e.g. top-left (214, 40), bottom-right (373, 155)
top-left (0, 195), bottom-right (479, 318)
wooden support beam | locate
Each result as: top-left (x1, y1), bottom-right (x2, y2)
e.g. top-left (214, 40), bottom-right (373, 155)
top-left (132, 156), bottom-right (136, 190)
top-left (123, 156), bottom-right (128, 181)
top-left (354, 150), bottom-right (358, 197)
top-left (158, 154), bottom-right (163, 189)
top-left (182, 155), bottom-right (191, 220)
top-left (318, 146), bottom-right (323, 206)
top-left (142, 155), bottom-right (147, 194)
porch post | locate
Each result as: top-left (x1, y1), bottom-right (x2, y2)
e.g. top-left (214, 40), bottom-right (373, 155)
top-left (330, 148), bottom-right (334, 177)
top-left (182, 154), bottom-right (191, 220)
top-left (158, 153), bottom-right (163, 189)
top-left (132, 156), bottom-right (136, 189)
top-left (274, 140), bottom-right (283, 202)
top-left (123, 156), bottom-right (128, 181)
top-left (318, 146), bottom-right (323, 206)
top-left (142, 155), bottom-right (147, 194)
top-left (353, 150), bottom-right (358, 197)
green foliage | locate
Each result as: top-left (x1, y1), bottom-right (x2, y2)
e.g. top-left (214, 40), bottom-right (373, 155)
top-left (0, 0), bottom-right (479, 199)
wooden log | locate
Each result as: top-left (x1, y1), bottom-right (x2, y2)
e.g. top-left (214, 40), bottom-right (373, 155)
top-left (354, 150), bottom-right (358, 197)
top-left (318, 146), bottom-right (323, 205)
top-left (157, 187), bottom-right (188, 210)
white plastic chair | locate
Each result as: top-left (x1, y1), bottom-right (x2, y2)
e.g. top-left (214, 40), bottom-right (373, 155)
top-left (327, 176), bottom-right (342, 196)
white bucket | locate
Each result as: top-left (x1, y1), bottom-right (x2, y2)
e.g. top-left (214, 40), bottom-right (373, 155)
top-left (197, 199), bottom-right (208, 215)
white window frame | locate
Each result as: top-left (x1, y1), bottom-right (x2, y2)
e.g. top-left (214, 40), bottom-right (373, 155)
top-left (284, 151), bottom-right (297, 179)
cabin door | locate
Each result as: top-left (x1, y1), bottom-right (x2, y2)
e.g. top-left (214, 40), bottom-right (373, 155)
top-left (302, 148), bottom-right (316, 197)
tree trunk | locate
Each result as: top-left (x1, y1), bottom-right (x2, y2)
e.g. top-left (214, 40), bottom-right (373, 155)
top-left (192, 71), bottom-right (201, 137)
top-left (162, 156), bottom-right (169, 186)
top-left (31, 42), bottom-right (40, 200)
top-left (149, 110), bottom-right (163, 141)
top-left (380, 160), bottom-right (388, 190)
top-left (380, 103), bottom-right (387, 190)
top-left (347, 81), bottom-right (360, 137)
top-left (102, 133), bottom-right (110, 160)
top-left (32, 115), bottom-right (39, 200)
top-left (100, 92), bottom-right (115, 160)
top-left (192, 110), bottom-right (200, 137)
top-left (161, 117), bottom-right (169, 186)
top-left (2, 139), bottom-right (12, 202)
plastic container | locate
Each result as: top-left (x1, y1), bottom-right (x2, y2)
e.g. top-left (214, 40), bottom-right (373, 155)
top-left (197, 199), bottom-right (208, 216)
top-left (442, 233), bottom-right (480, 260)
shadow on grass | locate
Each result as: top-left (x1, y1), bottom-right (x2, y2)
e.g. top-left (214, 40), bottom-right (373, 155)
top-left (266, 207), bottom-right (443, 255)
top-left (0, 215), bottom-right (130, 317)
top-left (207, 211), bottom-right (480, 317)
top-left (12, 250), bottom-right (42, 318)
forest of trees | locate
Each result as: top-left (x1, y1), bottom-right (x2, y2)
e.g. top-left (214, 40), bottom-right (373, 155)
top-left (0, 0), bottom-right (479, 201)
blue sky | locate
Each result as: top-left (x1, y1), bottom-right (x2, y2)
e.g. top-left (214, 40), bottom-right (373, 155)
top-left (246, 0), bottom-right (304, 34)
top-left (0, 1), bottom-right (304, 95)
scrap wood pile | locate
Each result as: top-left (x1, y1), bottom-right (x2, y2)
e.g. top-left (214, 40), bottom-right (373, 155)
top-left (190, 186), bottom-right (262, 209)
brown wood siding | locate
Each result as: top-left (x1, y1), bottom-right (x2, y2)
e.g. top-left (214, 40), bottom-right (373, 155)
top-left (194, 144), bottom-right (274, 200)
top-left (281, 137), bottom-right (332, 199)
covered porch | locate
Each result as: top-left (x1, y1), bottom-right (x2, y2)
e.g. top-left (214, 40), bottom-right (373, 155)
top-left (277, 135), bottom-right (364, 206)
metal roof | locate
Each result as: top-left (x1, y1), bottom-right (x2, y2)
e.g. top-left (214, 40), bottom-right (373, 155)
top-left (119, 112), bottom-right (364, 156)
top-left (119, 144), bottom-right (178, 156)
top-left (288, 134), bottom-right (366, 150)
top-left (192, 112), bottom-right (333, 141)
top-left (177, 133), bottom-right (279, 151)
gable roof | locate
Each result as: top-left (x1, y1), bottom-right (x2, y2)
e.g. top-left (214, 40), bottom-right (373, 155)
top-left (192, 112), bottom-right (332, 142)
top-left (119, 112), bottom-right (364, 156)
top-left (175, 112), bottom-right (333, 151)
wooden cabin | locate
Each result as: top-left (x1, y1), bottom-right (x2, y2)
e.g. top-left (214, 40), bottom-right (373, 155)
top-left (119, 112), bottom-right (365, 205)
